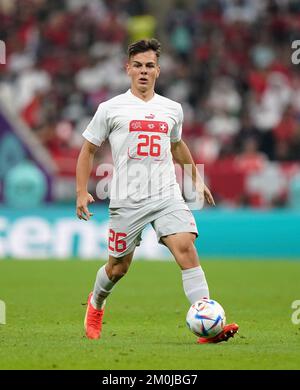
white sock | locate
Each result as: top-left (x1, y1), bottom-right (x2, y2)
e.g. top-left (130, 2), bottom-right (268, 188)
top-left (182, 266), bottom-right (209, 304)
top-left (91, 265), bottom-right (115, 310)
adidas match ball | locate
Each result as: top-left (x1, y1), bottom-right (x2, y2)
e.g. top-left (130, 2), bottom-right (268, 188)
top-left (186, 298), bottom-right (226, 338)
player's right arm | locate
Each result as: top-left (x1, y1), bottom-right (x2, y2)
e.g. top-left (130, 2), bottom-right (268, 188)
top-left (76, 140), bottom-right (97, 221)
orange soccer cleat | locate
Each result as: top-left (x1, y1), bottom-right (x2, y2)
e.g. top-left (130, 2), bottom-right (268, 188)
top-left (84, 292), bottom-right (105, 339)
top-left (197, 323), bottom-right (239, 344)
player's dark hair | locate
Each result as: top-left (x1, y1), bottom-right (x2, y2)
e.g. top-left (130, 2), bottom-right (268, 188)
top-left (127, 38), bottom-right (161, 59)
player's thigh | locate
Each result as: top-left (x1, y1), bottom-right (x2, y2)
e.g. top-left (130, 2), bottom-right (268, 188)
top-left (161, 232), bottom-right (199, 269)
top-left (153, 209), bottom-right (198, 242)
top-left (152, 209), bottom-right (199, 269)
top-left (108, 207), bottom-right (144, 259)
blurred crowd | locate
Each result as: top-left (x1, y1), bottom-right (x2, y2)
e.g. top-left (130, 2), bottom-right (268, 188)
top-left (1, 0), bottom-right (300, 207)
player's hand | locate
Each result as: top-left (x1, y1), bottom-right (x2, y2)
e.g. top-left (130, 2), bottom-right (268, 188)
top-left (203, 185), bottom-right (215, 207)
top-left (76, 192), bottom-right (95, 221)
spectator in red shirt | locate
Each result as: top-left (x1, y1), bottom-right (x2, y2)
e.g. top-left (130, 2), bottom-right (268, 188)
top-left (236, 136), bottom-right (267, 174)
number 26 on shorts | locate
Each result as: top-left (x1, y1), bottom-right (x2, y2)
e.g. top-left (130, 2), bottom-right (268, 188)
top-left (108, 229), bottom-right (127, 253)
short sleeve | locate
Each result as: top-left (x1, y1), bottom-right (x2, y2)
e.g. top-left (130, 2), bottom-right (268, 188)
top-left (82, 103), bottom-right (109, 146)
top-left (170, 104), bottom-right (183, 143)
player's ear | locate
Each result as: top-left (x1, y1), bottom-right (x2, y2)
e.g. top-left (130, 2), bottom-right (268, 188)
top-left (126, 62), bottom-right (131, 76)
top-left (156, 65), bottom-right (160, 79)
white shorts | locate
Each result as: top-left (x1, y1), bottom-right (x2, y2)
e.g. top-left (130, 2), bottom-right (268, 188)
top-left (108, 204), bottom-right (198, 258)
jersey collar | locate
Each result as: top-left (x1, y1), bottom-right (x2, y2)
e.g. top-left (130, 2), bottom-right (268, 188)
top-left (127, 89), bottom-right (157, 104)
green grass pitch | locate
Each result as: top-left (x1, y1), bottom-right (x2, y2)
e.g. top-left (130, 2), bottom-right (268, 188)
top-left (0, 259), bottom-right (300, 370)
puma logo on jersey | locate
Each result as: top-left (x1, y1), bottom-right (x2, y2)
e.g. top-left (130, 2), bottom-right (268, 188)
top-left (145, 114), bottom-right (155, 119)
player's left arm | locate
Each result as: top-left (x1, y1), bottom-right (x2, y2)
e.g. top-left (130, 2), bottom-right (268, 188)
top-left (171, 140), bottom-right (215, 206)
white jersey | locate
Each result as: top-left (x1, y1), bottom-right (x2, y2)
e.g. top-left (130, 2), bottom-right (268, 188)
top-left (83, 89), bottom-right (188, 209)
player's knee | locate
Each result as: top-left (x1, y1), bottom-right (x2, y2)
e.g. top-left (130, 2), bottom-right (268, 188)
top-left (177, 241), bottom-right (196, 257)
top-left (175, 241), bottom-right (198, 266)
top-left (107, 263), bottom-right (129, 282)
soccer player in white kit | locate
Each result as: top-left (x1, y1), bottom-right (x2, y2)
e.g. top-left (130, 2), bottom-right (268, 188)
top-left (76, 39), bottom-right (238, 343)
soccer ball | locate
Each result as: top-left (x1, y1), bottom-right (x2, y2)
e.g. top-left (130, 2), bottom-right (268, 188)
top-left (186, 298), bottom-right (226, 338)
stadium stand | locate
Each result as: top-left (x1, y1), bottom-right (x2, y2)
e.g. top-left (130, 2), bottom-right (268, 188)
top-left (0, 0), bottom-right (300, 207)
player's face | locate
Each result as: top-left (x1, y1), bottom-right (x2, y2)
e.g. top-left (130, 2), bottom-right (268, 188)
top-left (126, 50), bottom-right (160, 94)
